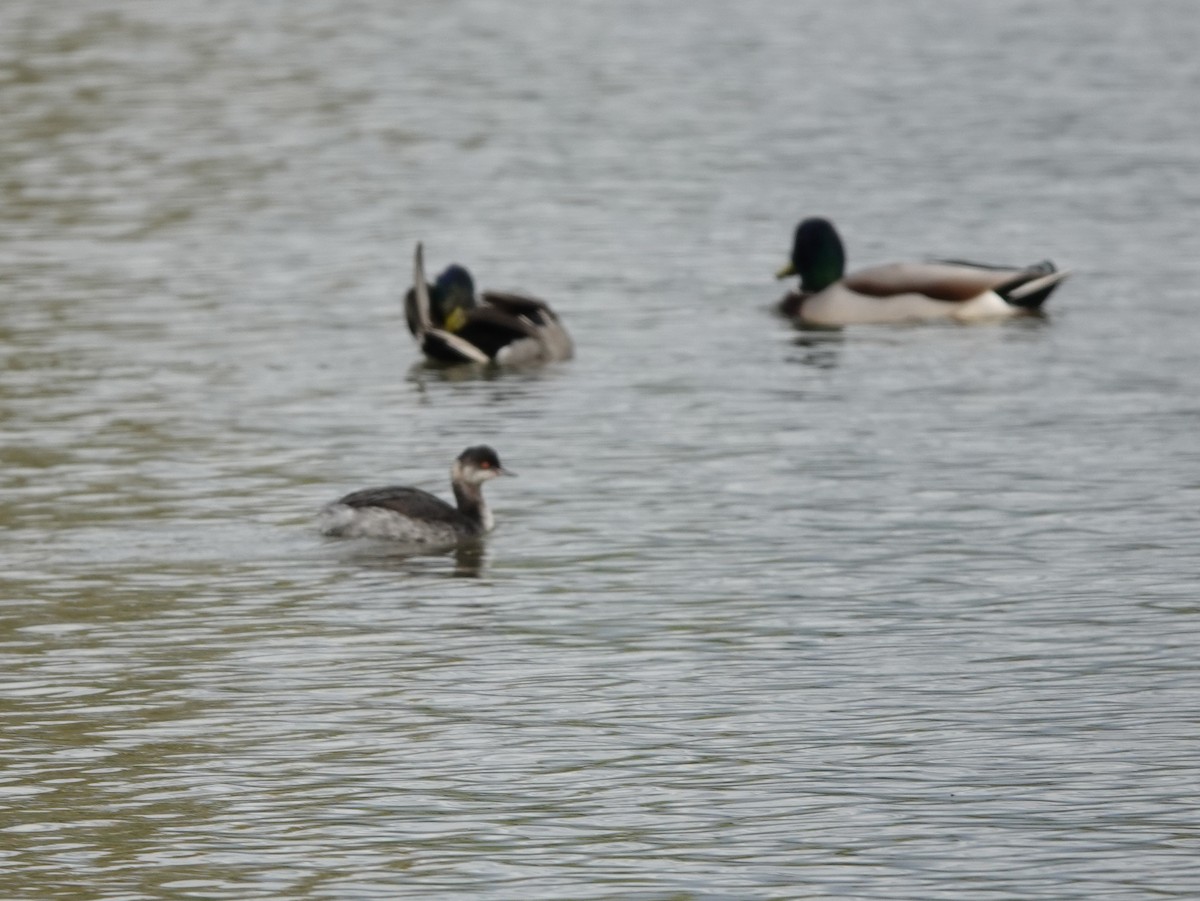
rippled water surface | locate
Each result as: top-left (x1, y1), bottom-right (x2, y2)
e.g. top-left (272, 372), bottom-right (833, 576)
top-left (3, 1), bottom-right (1200, 897)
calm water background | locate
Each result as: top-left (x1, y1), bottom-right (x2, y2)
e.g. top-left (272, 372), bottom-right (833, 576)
top-left (3, 1), bottom-right (1199, 898)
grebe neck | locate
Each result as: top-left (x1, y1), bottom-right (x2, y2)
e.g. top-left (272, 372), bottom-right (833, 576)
top-left (452, 480), bottom-right (492, 531)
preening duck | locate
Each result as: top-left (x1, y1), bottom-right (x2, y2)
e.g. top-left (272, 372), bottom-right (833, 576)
top-left (775, 218), bottom-right (1070, 327)
top-left (404, 243), bottom-right (573, 365)
top-left (319, 445), bottom-right (514, 544)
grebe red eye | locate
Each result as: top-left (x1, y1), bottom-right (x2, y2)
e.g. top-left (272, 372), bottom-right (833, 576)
top-left (479, 460), bottom-right (490, 468)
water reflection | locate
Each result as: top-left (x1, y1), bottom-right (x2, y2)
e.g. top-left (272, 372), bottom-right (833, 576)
top-left (329, 537), bottom-right (488, 579)
top-left (406, 359), bottom-right (505, 384)
top-left (405, 358), bottom-right (573, 409)
top-left (788, 332), bottom-right (843, 369)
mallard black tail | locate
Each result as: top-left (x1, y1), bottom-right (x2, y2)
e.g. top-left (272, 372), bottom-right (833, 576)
top-left (997, 263), bottom-right (1071, 311)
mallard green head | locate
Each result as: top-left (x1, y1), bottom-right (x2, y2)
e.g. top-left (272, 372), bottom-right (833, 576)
top-left (432, 264), bottom-right (477, 331)
top-left (775, 217), bottom-right (846, 293)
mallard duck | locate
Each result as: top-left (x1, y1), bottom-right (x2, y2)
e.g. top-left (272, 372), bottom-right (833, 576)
top-left (404, 243), bottom-right (573, 365)
top-left (775, 218), bottom-right (1070, 327)
top-left (319, 445), bottom-right (514, 543)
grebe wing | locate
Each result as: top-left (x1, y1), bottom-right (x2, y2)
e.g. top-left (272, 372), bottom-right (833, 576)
top-left (334, 486), bottom-right (463, 524)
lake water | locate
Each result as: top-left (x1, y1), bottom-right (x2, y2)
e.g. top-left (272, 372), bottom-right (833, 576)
top-left (3, 1), bottom-right (1199, 898)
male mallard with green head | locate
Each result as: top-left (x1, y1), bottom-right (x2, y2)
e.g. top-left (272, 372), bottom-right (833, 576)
top-left (405, 243), bottom-right (573, 365)
top-left (776, 218), bottom-right (1070, 327)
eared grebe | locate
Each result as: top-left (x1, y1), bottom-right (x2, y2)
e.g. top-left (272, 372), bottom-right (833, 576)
top-left (319, 445), bottom-right (514, 544)
top-left (404, 242), bottom-right (573, 365)
top-left (775, 217), bottom-right (1070, 327)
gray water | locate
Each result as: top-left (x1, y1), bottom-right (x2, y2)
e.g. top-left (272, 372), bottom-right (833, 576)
top-left (3, 1), bottom-right (1200, 898)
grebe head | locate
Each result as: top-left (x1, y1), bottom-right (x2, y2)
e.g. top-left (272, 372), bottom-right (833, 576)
top-left (432, 264), bottom-right (478, 329)
top-left (776, 217), bottom-right (846, 293)
top-left (451, 445), bottom-right (515, 486)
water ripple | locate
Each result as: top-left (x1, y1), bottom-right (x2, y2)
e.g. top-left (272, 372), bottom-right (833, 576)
top-left (4, 0), bottom-right (1200, 898)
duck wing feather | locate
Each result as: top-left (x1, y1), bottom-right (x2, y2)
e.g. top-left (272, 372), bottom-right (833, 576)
top-left (420, 327), bottom-right (492, 363)
top-left (842, 262), bottom-right (1029, 302)
top-left (481, 291), bottom-right (563, 326)
top-left (449, 306), bottom-right (541, 359)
